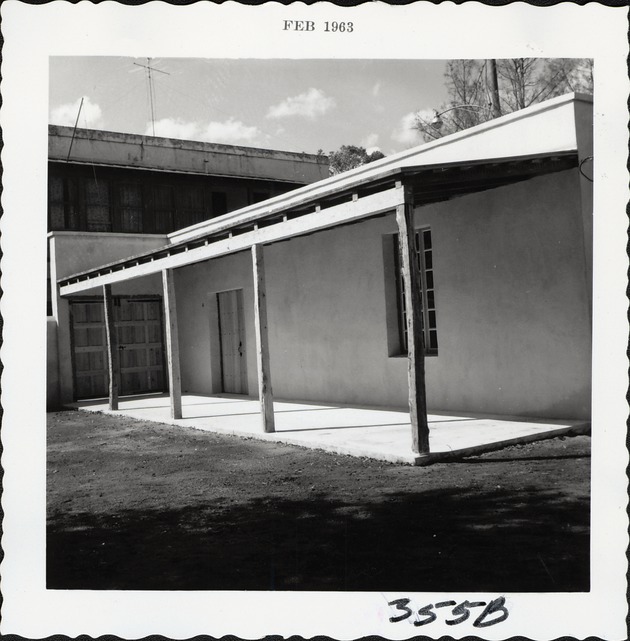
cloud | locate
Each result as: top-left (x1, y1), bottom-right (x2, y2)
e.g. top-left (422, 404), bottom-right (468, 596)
top-left (361, 133), bottom-right (380, 151)
top-left (267, 88), bottom-right (336, 119)
top-left (147, 117), bottom-right (266, 146)
top-left (50, 96), bottom-right (103, 128)
top-left (371, 82), bottom-right (381, 97)
top-left (148, 118), bottom-right (199, 140)
top-left (202, 119), bottom-right (264, 145)
top-left (391, 112), bottom-right (422, 146)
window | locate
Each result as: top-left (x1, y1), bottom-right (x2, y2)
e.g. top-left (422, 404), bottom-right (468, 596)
top-left (85, 178), bottom-right (112, 232)
top-left (211, 191), bottom-right (228, 217)
top-left (151, 184), bottom-right (175, 233)
top-left (251, 191), bottom-right (270, 204)
top-left (116, 182), bottom-right (143, 232)
top-left (394, 228), bottom-right (438, 355)
top-left (48, 175), bottom-right (66, 230)
top-left (176, 184), bottom-right (206, 228)
top-left (48, 175), bottom-right (80, 230)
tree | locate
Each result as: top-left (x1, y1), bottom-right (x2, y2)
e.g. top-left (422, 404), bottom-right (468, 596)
top-left (414, 58), bottom-right (593, 142)
top-left (540, 58), bottom-right (594, 96)
top-left (327, 145), bottom-right (385, 175)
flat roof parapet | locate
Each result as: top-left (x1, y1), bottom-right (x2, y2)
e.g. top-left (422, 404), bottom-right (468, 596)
top-left (48, 125), bottom-right (329, 184)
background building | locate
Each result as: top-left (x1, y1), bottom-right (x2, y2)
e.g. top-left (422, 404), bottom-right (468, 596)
top-left (47, 126), bottom-right (329, 405)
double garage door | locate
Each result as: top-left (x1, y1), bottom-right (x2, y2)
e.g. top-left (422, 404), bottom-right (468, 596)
top-left (70, 297), bottom-right (166, 400)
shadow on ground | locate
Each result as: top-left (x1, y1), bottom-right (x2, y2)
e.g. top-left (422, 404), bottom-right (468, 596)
top-left (47, 485), bottom-right (589, 592)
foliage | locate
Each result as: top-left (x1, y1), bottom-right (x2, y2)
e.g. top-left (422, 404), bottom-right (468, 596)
top-left (414, 58), bottom-right (593, 142)
top-left (328, 144), bottom-right (385, 175)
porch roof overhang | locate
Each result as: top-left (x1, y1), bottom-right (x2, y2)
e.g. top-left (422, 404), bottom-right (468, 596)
top-left (58, 150), bottom-right (578, 297)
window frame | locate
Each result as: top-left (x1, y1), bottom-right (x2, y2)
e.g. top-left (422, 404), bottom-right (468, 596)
top-left (394, 227), bottom-right (438, 356)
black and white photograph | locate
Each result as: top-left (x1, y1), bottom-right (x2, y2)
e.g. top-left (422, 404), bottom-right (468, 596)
top-left (1, 2), bottom-right (628, 639)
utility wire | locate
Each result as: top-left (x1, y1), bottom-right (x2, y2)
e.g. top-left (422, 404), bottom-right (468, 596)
top-left (66, 96), bottom-right (84, 161)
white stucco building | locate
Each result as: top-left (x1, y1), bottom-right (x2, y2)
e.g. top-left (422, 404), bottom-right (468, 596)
top-left (50, 93), bottom-right (593, 455)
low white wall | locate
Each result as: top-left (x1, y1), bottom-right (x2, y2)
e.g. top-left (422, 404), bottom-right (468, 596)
top-left (50, 231), bottom-right (168, 283)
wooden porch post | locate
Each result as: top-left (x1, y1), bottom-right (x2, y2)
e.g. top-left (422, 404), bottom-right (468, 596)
top-left (103, 284), bottom-right (119, 411)
top-left (162, 269), bottom-right (182, 419)
top-left (395, 184), bottom-right (430, 454)
top-left (251, 244), bottom-right (275, 433)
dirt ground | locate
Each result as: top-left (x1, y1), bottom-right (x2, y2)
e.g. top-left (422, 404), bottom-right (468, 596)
top-left (47, 409), bottom-right (590, 592)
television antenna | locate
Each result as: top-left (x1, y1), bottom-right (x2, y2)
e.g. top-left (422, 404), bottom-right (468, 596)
top-left (133, 58), bottom-right (170, 136)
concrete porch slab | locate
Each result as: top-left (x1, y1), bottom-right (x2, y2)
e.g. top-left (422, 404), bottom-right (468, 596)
top-left (69, 393), bottom-right (590, 465)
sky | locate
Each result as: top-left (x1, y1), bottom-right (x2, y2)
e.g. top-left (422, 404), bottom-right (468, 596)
top-left (49, 57), bottom-right (449, 156)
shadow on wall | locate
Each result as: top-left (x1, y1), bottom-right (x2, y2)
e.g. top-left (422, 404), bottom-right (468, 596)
top-left (47, 485), bottom-right (589, 592)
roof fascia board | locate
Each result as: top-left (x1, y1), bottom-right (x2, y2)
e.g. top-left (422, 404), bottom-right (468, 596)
top-left (170, 94), bottom-right (583, 244)
top-left (399, 149), bottom-right (578, 176)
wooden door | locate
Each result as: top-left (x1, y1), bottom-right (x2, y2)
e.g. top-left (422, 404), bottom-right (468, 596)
top-left (116, 299), bottom-right (165, 395)
top-left (217, 290), bottom-right (246, 394)
top-left (70, 298), bottom-right (165, 400)
top-left (70, 301), bottom-right (108, 399)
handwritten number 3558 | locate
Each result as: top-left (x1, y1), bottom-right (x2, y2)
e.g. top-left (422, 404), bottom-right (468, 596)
top-left (388, 596), bottom-right (509, 627)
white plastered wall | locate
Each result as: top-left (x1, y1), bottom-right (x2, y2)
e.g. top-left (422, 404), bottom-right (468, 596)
top-left (175, 167), bottom-right (591, 420)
